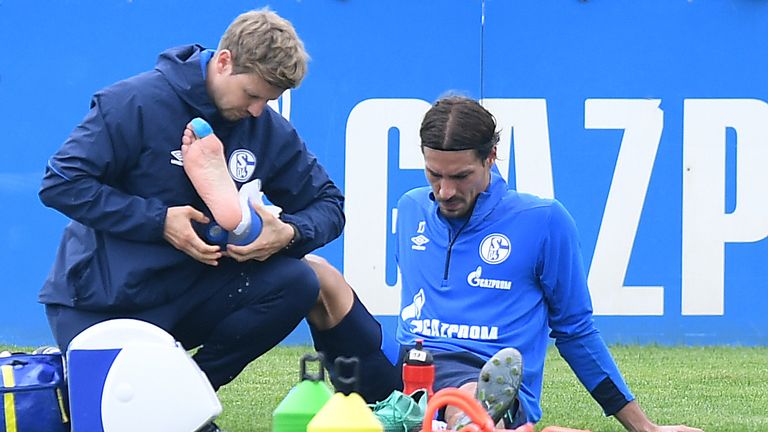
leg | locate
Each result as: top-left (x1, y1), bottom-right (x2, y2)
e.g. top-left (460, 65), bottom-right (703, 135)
top-left (304, 254), bottom-right (403, 403)
top-left (445, 382), bottom-right (484, 428)
top-left (48, 257), bottom-right (317, 390)
top-left (181, 122), bottom-right (242, 231)
top-left (44, 259), bottom-right (257, 352)
top-left (173, 256), bottom-right (319, 389)
top-left (304, 254), bottom-right (354, 330)
top-left (443, 382), bottom-right (523, 429)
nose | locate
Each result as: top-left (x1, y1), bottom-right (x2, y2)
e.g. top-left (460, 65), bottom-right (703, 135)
top-left (437, 179), bottom-right (456, 200)
top-left (247, 100), bottom-right (268, 117)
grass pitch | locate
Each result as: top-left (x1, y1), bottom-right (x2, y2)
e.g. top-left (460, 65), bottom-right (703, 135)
top-left (5, 344), bottom-right (766, 431)
top-left (216, 345), bottom-right (767, 431)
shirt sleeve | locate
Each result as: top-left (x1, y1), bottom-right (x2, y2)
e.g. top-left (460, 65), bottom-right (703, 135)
top-left (538, 200), bottom-right (635, 416)
top-left (265, 127), bottom-right (345, 257)
top-left (39, 94), bottom-right (167, 242)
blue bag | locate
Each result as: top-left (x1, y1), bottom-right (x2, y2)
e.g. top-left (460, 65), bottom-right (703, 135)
top-left (0, 352), bottom-right (70, 432)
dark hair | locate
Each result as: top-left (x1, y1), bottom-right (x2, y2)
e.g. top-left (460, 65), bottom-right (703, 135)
top-left (419, 95), bottom-right (499, 161)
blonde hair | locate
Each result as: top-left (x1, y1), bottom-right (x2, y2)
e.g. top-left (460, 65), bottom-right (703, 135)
top-left (218, 8), bottom-right (309, 89)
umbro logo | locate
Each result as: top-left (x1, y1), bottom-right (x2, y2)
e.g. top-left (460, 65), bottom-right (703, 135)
top-left (170, 150), bottom-right (183, 167)
top-left (411, 234), bottom-right (430, 251)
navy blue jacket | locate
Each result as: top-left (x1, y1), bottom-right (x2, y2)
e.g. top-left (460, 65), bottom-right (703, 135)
top-left (39, 45), bottom-right (344, 310)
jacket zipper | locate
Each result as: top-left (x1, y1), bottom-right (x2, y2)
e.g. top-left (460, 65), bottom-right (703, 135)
top-left (443, 219), bottom-right (471, 281)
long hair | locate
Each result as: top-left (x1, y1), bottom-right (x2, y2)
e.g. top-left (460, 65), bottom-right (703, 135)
top-left (419, 95), bottom-right (499, 161)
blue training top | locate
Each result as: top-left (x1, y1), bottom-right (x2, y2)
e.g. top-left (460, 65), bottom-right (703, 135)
top-left (395, 169), bottom-right (633, 423)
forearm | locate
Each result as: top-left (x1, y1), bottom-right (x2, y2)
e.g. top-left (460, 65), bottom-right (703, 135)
top-left (556, 331), bottom-right (634, 415)
top-left (280, 197), bottom-right (345, 256)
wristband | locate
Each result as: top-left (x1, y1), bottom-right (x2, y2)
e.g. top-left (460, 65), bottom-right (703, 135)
top-left (284, 223), bottom-right (299, 250)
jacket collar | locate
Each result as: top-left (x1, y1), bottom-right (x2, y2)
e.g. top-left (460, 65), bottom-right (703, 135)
top-left (155, 44), bottom-right (222, 123)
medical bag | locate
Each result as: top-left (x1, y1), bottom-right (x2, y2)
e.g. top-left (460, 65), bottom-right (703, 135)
top-left (0, 351), bottom-right (69, 432)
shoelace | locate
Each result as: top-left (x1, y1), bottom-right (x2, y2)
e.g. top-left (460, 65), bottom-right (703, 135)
top-left (370, 391), bottom-right (426, 431)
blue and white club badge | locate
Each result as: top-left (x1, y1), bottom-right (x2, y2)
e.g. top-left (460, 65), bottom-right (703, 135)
top-left (228, 149), bottom-right (257, 182)
top-left (479, 233), bottom-right (511, 264)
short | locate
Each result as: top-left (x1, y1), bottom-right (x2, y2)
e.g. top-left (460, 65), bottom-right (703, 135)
top-left (433, 350), bottom-right (487, 391)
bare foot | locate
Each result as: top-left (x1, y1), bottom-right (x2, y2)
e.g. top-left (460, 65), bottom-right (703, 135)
top-left (181, 120), bottom-right (242, 231)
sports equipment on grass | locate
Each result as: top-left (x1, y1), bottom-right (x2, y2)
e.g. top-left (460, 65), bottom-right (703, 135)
top-left (67, 319), bottom-right (221, 432)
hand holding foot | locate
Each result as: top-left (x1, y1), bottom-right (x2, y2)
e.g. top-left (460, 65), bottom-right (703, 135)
top-left (163, 205), bottom-right (222, 266)
top-left (224, 203), bottom-right (295, 262)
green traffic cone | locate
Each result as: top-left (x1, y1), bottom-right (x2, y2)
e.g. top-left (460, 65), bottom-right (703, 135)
top-left (272, 352), bottom-right (333, 432)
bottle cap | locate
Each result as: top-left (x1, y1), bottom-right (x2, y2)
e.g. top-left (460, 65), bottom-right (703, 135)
top-left (405, 339), bottom-right (433, 366)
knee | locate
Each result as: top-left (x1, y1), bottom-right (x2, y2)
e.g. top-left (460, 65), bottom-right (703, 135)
top-left (304, 254), bottom-right (344, 294)
top-left (304, 254), bottom-right (354, 329)
top-left (274, 257), bottom-right (320, 305)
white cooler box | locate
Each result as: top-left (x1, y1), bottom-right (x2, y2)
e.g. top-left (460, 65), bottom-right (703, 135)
top-left (66, 319), bottom-right (222, 432)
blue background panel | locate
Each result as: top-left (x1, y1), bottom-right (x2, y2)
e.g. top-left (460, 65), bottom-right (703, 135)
top-left (0, 0), bottom-right (766, 346)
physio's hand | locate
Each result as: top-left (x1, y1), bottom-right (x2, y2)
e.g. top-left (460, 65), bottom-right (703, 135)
top-left (163, 205), bottom-right (222, 266)
top-left (225, 203), bottom-right (294, 262)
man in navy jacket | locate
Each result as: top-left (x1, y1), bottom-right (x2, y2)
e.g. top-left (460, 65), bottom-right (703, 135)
top-left (39, 8), bottom-right (344, 394)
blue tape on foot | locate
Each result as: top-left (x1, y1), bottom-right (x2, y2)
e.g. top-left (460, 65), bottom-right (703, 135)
top-left (190, 117), bottom-right (213, 138)
top-left (228, 206), bottom-right (263, 246)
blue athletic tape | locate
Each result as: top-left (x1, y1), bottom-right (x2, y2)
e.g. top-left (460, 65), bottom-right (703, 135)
top-left (228, 206), bottom-right (263, 246)
top-left (190, 117), bottom-right (213, 138)
top-left (205, 223), bottom-right (228, 248)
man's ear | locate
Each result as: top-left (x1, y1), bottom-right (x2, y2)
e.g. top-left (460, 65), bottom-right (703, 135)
top-left (486, 145), bottom-right (497, 166)
top-left (214, 49), bottom-right (233, 74)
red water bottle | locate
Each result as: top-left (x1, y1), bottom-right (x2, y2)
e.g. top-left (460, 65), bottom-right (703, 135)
top-left (402, 339), bottom-right (434, 397)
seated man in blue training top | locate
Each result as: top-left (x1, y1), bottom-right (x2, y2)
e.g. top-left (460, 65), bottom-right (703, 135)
top-left (304, 95), bottom-right (701, 431)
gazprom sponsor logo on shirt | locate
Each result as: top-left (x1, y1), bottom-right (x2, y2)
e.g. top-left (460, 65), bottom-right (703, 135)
top-left (467, 266), bottom-right (512, 290)
top-left (479, 233), bottom-right (511, 264)
top-left (228, 149), bottom-right (256, 182)
top-left (401, 289), bottom-right (425, 320)
top-left (411, 319), bottom-right (499, 341)
top-left (401, 289), bottom-right (499, 341)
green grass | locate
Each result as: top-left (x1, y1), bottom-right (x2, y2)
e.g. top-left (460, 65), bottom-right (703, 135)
top-left (538, 345), bottom-right (768, 431)
top-left (5, 345), bottom-right (767, 431)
